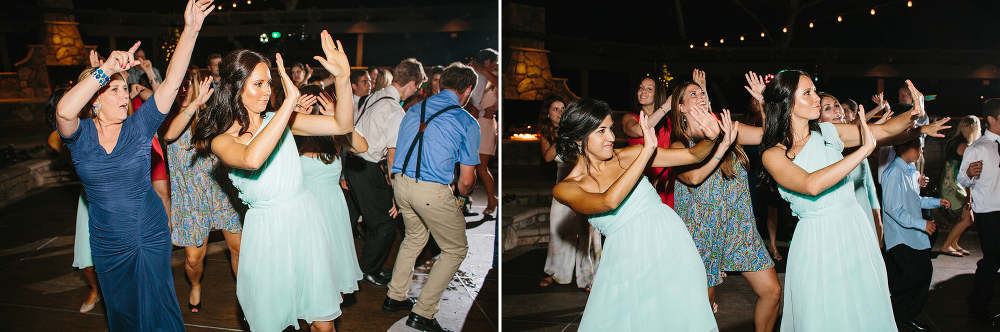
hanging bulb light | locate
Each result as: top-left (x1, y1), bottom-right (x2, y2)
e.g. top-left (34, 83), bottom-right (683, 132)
top-left (217, 5), bottom-right (222, 9)
top-left (247, 0), bottom-right (251, 4)
top-left (837, 16), bottom-right (843, 22)
top-left (740, 36), bottom-right (745, 41)
top-left (690, 44), bottom-right (694, 49)
top-left (761, 32), bottom-right (766, 37)
top-left (782, 27), bottom-right (788, 33)
top-left (871, 8), bottom-right (876, 15)
top-left (704, 41), bottom-right (709, 47)
top-left (908, 1), bottom-right (913, 7)
top-left (809, 22), bottom-right (814, 28)
top-left (719, 38), bottom-right (724, 44)
top-left (232, 2), bottom-right (236, 7)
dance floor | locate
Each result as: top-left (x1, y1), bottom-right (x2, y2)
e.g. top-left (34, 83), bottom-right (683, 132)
top-left (0, 181), bottom-right (498, 331)
top-left (502, 226), bottom-right (1000, 332)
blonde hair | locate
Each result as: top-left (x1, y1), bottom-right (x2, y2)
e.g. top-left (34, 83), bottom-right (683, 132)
top-left (372, 68), bottom-right (393, 92)
top-left (77, 67), bottom-right (131, 118)
top-left (958, 115), bottom-right (982, 144)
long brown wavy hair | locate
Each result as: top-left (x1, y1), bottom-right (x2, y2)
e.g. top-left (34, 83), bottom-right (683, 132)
top-left (668, 81), bottom-right (748, 180)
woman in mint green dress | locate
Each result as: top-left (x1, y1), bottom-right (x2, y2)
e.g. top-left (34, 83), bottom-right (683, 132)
top-left (552, 98), bottom-right (731, 331)
top-left (294, 84), bottom-right (368, 297)
top-left (759, 70), bottom-right (944, 331)
top-left (190, 31), bottom-right (356, 332)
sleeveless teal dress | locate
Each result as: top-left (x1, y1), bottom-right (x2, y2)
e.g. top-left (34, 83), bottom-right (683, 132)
top-left (778, 123), bottom-right (895, 331)
top-left (229, 113), bottom-right (342, 331)
top-left (300, 155), bottom-right (363, 293)
top-left (579, 178), bottom-right (718, 331)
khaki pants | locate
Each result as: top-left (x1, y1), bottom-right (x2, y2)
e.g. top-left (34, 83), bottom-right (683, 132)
top-left (388, 174), bottom-right (469, 319)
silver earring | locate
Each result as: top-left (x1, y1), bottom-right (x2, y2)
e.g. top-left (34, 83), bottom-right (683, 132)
top-left (93, 104), bottom-right (98, 116)
top-left (578, 144), bottom-right (583, 154)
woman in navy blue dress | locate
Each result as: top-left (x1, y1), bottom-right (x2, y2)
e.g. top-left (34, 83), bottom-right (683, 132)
top-left (54, 1), bottom-right (214, 330)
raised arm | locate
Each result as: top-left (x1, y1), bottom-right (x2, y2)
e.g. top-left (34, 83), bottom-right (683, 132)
top-left (836, 80), bottom-right (948, 147)
top-left (153, 0), bottom-right (213, 114)
top-left (645, 103), bottom-right (722, 168)
top-left (764, 110), bottom-right (876, 196)
top-left (289, 31), bottom-right (353, 136)
top-left (56, 43), bottom-right (141, 137)
top-left (553, 112), bottom-right (659, 214)
top-left (164, 76), bottom-right (213, 142)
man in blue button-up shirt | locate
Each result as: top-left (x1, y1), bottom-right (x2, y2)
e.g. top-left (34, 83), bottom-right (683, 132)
top-left (881, 138), bottom-right (951, 331)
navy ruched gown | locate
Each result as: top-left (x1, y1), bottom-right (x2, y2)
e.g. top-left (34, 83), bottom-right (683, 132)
top-left (62, 95), bottom-right (184, 331)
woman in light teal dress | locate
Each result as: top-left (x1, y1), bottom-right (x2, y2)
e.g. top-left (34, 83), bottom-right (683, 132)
top-left (758, 71), bottom-right (944, 331)
top-left (190, 32), bottom-right (356, 332)
top-left (552, 98), bottom-right (730, 331)
top-left (293, 84), bottom-right (368, 296)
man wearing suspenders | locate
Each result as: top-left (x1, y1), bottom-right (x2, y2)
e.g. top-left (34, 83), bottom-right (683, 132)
top-left (343, 58), bottom-right (426, 288)
top-left (381, 63), bottom-right (480, 332)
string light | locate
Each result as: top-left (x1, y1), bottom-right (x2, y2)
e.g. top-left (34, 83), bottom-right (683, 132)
top-left (247, 0), bottom-right (251, 3)
top-left (837, 16), bottom-right (843, 22)
top-left (232, 3), bottom-right (236, 7)
top-left (809, 22), bottom-right (814, 28)
top-left (782, 27), bottom-right (788, 33)
top-left (740, 36), bottom-right (745, 41)
top-left (690, 44), bottom-right (694, 48)
top-left (908, 1), bottom-right (913, 7)
top-left (704, 41), bottom-right (709, 46)
top-left (217, 5), bottom-right (222, 9)
top-left (719, 38), bottom-right (724, 44)
top-left (760, 32), bottom-right (765, 37)
top-left (871, 8), bottom-right (876, 15)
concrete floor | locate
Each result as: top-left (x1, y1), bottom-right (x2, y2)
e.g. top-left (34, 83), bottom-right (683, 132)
top-left (502, 228), bottom-right (1000, 332)
top-left (0, 182), bottom-right (497, 331)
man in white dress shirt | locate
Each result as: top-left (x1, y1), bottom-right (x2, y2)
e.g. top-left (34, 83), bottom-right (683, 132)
top-left (961, 98), bottom-right (1000, 326)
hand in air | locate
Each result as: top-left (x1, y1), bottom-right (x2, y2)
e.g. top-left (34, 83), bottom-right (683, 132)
top-left (189, 76), bottom-right (214, 108)
top-left (313, 30), bottom-right (351, 79)
top-left (295, 94), bottom-right (318, 114)
top-left (316, 91), bottom-right (336, 116)
top-left (905, 80), bottom-right (926, 117)
top-left (637, 110), bottom-right (657, 152)
top-left (184, 0), bottom-right (215, 31)
top-left (688, 104), bottom-right (722, 141)
top-left (692, 69), bottom-right (707, 90)
top-left (89, 50), bottom-right (104, 68)
top-left (275, 53), bottom-right (301, 104)
top-left (919, 117), bottom-right (952, 138)
top-left (874, 109), bottom-right (894, 125)
top-left (717, 109), bottom-right (739, 148)
top-left (743, 71), bottom-right (767, 104)
top-left (100, 41), bottom-right (142, 75)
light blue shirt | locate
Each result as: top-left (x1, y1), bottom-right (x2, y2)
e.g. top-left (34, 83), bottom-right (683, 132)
top-left (881, 157), bottom-right (942, 251)
top-left (391, 90), bottom-right (480, 185)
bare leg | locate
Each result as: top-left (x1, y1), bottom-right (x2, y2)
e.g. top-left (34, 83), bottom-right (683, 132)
top-left (184, 242), bottom-right (209, 309)
top-left (707, 286), bottom-right (716, 306)
top-left (221, 230), bottom-right (242, 276)
top-left (152, 179), bottom-right (170, 221)
top-left (82, 266), bottom-right (100, 304)
top-left (476, 153), bottom-right (498, 214)
top-left (742, 268), bottom-right (782, 332)
top-left (766, 205), bottom-right (782, 260)
top-left (310, 320), bottom-right (334, 332)
top-left (944, 207), bottom-right (974, 252)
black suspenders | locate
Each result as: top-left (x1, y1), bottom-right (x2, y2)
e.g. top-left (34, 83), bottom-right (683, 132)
top-left (355, 96), bottom-right (395, 126)
top-left (401, 100), bottom-right (462, 182)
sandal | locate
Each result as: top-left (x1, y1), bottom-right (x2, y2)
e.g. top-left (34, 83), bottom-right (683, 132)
top-left (539, 276), bottom-right (554, 287)
top-left (942, 250), bottom-right (964, 257)
top-left (188, 301), bottom-right (202, 313)
top-left (957, 247), bottom-right (971, 255)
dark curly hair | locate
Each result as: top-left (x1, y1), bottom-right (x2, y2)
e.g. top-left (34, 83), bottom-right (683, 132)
top-left (758, 69), bottom-right (820, 191)
top-left (191, 50), bottom-right (272, 153)
top-left (554, 99), bottom-right (616, 187)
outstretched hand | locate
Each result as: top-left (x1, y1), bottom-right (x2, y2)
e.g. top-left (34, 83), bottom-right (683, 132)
top-left (316, 91), bottom-right (336, 115)
top-left (638, 110), bottom-right (657, 152)
top-left (905, 80), bottom-right (926, 117)
top-left (313, 30), bottom-right (351, 79)
top-left (89, 50), bottom-right (103, 68)
top-left (184, 0), bottom-right (214, 32)
top-left (874, 109), bottom-right (894, 125)
top-left (688, 105), bottom-right (722, 141)
top-left (295, 94), bottom-right (318, 114)
top-left (693, 69), bottom-right (707, 90)
top-left (100, 41), bottom-right (142, 75)
top-left (718, 109), bottom-right (739, 148)
top-left (857, 107), bottom-right (877, 156)
top-left (919, 117), bottom-right (952, 138)
top-left (189, 76), bottom-right (214, 107)
top-left (744, 71), bottom-right (766, 104)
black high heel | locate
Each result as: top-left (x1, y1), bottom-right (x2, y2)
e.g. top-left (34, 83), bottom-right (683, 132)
top-left (188, 302), bottom-right (202, 313)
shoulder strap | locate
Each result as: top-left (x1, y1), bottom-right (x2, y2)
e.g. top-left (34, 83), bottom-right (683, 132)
top-left (355, 96), bottom-right (396, 126)
top-left (401, 101), bottom-right (463, 182)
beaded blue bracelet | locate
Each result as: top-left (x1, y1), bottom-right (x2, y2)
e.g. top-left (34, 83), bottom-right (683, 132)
top-left (91, 67), bottom-right (110, 86)
top-left (713, 155), bottom-right (723, 161)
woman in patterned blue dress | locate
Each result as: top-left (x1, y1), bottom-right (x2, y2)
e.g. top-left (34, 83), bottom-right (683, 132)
top-left (54, 1), bottom-right (213, 330)
top-left (669, 81), bottom-right (780, 332)
top-left (552, 98), bottom-right (730, 331)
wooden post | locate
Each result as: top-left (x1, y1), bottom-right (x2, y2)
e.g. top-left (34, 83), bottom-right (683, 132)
top-left (356, 34), bottom-right (364, 67)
